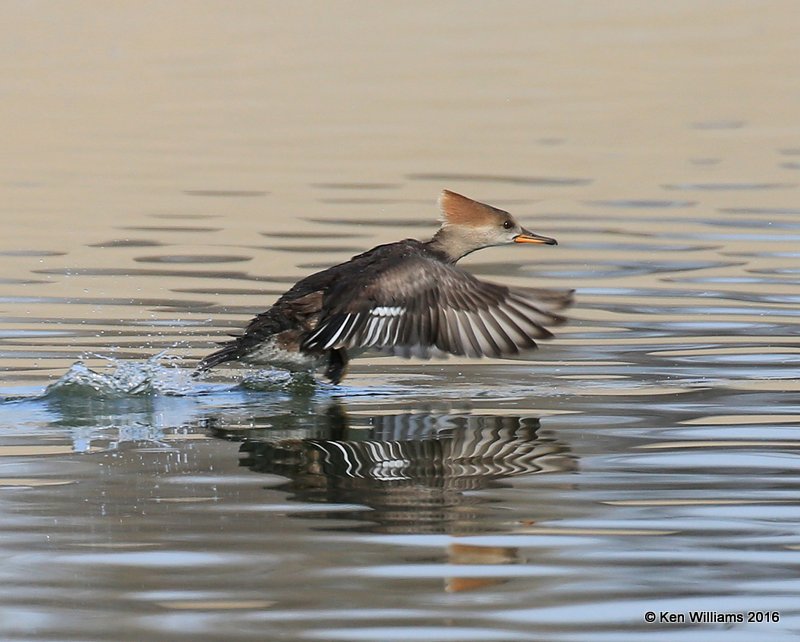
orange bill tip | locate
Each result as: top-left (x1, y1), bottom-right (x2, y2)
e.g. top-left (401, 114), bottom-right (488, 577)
top-left (514, 233), bottom-right (558, 245)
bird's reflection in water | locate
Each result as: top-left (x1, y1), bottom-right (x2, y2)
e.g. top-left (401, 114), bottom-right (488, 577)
top-left (206, 400), bottom-right (575, 536)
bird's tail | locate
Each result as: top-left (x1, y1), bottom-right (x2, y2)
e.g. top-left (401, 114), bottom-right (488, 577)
top-left (193, 341), bottom-right (242, 377)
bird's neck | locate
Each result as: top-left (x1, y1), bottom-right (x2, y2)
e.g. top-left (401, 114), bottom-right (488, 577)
top-left (427, 227), bottom-right (480, 263)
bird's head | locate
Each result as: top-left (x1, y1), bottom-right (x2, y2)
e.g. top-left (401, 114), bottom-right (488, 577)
top-left (432, 189), bottom-right (557, 261)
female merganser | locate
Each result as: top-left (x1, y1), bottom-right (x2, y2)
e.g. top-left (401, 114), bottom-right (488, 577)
top-left (196, 190), bottom-right (573, 383)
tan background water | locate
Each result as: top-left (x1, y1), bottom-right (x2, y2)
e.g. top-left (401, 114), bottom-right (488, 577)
top-left (2, 1), bottom-right (799, 379)
top-left (1, 2), bottom-right (799, 641)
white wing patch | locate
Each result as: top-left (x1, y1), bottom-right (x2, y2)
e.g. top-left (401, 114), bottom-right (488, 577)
top-left (372, 306), bottom-right (405, 317)
top-left (357, 306), bottom-right (406, 348)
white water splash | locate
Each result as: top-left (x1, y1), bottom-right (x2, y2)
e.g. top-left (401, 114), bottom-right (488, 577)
top-left (45, 351), bottom-right (195, 397)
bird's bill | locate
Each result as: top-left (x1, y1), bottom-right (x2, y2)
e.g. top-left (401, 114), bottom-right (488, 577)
top-left (513, 229), bottom-right (558, 245)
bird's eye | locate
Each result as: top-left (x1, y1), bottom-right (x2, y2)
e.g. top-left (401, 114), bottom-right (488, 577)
top-left (503, 220), bottom-right (513, 230)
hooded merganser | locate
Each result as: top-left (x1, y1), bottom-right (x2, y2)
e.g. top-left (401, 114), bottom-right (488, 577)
top-left (196, 190), bottom-right (573, 383)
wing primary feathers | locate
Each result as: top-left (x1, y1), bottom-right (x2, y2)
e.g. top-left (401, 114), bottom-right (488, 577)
top-left (456, 309), bottom-right (482, 357)
top-left (434, 305), bottom-right (449, 352)
top-left (428, 300), bottom-right (439, 346)
top-left (437, 307), bottom-right (453, 354)
top-left (470, 310), bottom-right (502, 356)
top-left (506, 294), bottom-right (564, 327)
top-left (479, 309), bottom-right (517, 354)
top-left (492, 305), bottom-right (536, 349)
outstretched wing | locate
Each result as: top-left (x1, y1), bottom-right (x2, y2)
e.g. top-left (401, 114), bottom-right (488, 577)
top-left (301, 253), bottom-right (573, 359)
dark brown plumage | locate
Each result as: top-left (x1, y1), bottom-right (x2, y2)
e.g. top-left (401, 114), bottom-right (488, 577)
top-left (196, 190), bottom-right (574, 383)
